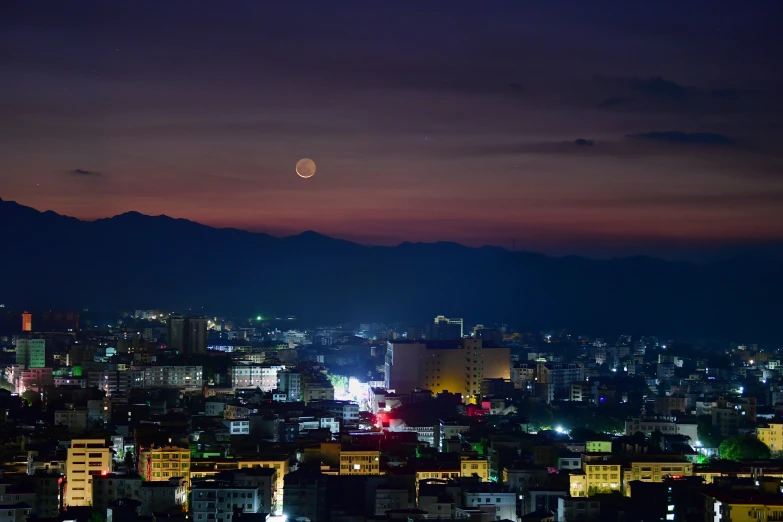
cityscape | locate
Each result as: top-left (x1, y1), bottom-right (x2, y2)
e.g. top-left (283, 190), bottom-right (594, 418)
top-left (3, 2), bottom-right (783, 522)
top-left (1, 308), bottom-right (782, 522)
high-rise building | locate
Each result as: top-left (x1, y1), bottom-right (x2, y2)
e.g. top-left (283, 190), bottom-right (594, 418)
top-left (21, 312), bottom-right (32, 332)
top-left (167, 315), bottom-right (207, 354)
top-left (427, 315), bottom-right (463, 340)
top-left (16, 338), bottom-right (45, 368)
top-left (277, 370), bottom-right (301, 401)
top-left (536, 362), bottom-right (584, 402)
top-left (65, 439), bottom-right (112, 507)
top-left (385, 339), bottom-right (510, 400)
top-left (187, 316), bottom-right (208, 354)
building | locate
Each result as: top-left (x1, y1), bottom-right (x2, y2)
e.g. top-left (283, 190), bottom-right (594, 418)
top-left (308, 400), bottom-right (359, 427)
top-left (138, 445), bottom-right (191, 487)
top-left (190, 457), bottom-right (289, 513)
top-left (21, 312), bottom-right (32, 332)
top-left (460, 456), bottom-right (490, 482)
top-left (277, 371), bottom-right (301, 401)
top-left (223, 419), bottom-right (250, 435)
top-left (131, 366), bottom-right (203, 389)
top-left (191, 480), bottom-right (261, 521)
top-left (704, 490), bottom-right (783, 522)
top-left (54, 408), bottom-right (88, 434)
top-left (585, 441), bottom-right (612, 454)
top-left (622, 459), bottom-right (693, 496)
top-left (301, 380), bottom-right (334, 404)
top-left (229, 365), bottom-right (282, 391)
top-left (0, 503), bottom-right (31, 522)
top-left (537, 363), bottom-right (584, 402)
top-left (757, 423), bottom-right (783, 452)
top-left (375, 488), bottom-right (412, 516)
top-left (570, 381), bottom-right (595, 403)
top-left (460, 483), bottom-right (517, 522)
top-left (167, 315), bottom-right (207, 355)
top-left (65, 439), bottom-right (112, 507)
top-left (16, 339), bottom-right (45, 369)
top-left (283, 470), bottom-right (328, 522)
top-left (655, 396), bottom-right (687, 416)
top-left (385, 339), bottom-right (510, 400)
top-left (139, 479), bottom-right (187, 516)
top-left (624, 418), bottom-right (698, 444)
top-left (569, 460), bottom-right (622, 497)
top-left (31, 474), bottom-right (63, 517)
top-left (428, 315), bottom-right (464, 340)
top-left (339, 450), bottom-right (380, 475)
top-left (92, 473), bottom-right (142, 512)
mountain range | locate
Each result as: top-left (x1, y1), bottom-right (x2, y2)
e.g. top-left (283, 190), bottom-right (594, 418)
top-left (1, 196), bottom-right (781, 342)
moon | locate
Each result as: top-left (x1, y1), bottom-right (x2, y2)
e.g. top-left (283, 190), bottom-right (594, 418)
top-left (296, 158), bottom-right (316, 178)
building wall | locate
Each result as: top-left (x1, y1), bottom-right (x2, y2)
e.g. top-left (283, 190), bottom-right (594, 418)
top-left (138, 446), bottom-right (191, 488)
top-left (386, 340), bottom-right (510, 400)
top-left (757, 424), bottom-right (783, 452)
top-left (339, 451), bottom-right (380, 475)
top-left (65, 439), bottom-right (112, 507)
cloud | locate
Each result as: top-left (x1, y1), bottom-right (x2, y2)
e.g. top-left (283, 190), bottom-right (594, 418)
top-left (574, 139), bottom-right (595, 146)
top-left (628, 131), bottom-right (734, 145)
top-left (595, 76), bottom-right (751, 112)
top-left (598, 96), bottom-right (632, 108)
top-left (68, 168), bottom-right (103, 177)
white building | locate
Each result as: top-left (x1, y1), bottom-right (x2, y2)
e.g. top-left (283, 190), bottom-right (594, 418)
top-left (229, 365), bottom-right (282, 391)
top-left (223, 419), bottom-right (250, 435)
top-left (624, 417), bottom-right (698, 443)
top-left (191, 480), bottom-right (261, 520)
top-left (461, 486), bottom-right (516, 521)
top-left (205, 401), bottom-right (226, 417)
top-left (131, 366), bottom-right (203, 389)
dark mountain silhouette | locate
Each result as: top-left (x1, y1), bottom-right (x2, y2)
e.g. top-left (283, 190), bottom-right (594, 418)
top-left (1, 196), bottom-right (781, 341)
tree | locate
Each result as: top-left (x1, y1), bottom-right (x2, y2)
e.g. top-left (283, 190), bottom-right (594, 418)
top-left (21, 390), bottom-right (40, 407)
top-left (87, 511), bottom-right (105, 522)
top-left (719, 435), bottom-right (771, 461)
top-left (124, 448), bottom-right (135, 470)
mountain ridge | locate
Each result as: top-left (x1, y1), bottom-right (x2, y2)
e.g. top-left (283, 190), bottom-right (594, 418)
top-left (1, 197), bottom-right (781, 341)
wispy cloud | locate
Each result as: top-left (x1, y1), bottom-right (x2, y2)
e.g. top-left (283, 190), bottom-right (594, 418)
top-left (68, 169), bottom-right (103, 177)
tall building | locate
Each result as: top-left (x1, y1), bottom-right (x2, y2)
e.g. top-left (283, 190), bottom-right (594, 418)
top-left (21, 312), bottom-right (32, 332)
top-left (65, 439), bottom-right (112, 507)
top-left (277, 370), bottom-right (301, 401)
top-left (16, 338), bottom-right (45, 368)
top-left (167, 315), bottom-right (207, 354)
top-left (427, 315), bottom-right (463, 340)
top-left (385, 339), bottom-right (510, 400)
top-left (536, 362), bottom-right (584, 402)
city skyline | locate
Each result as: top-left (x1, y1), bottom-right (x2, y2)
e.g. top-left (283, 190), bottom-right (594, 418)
top-left (3, 2), bottom-right (783, 258)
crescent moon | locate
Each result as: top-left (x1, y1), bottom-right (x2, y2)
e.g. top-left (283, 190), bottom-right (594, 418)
top-left (296, 158), bottom-right (316, 178)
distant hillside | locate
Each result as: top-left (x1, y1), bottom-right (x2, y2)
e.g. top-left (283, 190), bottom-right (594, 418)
top-left (1, 197), bottom-right (781, 341)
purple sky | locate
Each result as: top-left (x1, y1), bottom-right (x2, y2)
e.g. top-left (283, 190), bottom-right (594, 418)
top-left (2, 1), bottom-right (783, 258)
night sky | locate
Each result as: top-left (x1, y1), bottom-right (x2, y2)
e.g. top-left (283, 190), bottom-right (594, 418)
top-left (3, 2), bottom-right (782, 258)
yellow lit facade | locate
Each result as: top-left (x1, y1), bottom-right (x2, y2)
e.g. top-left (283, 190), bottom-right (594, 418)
top-left (570, 463), bottom-right (622, 497)
top-left (190, 457), bottom-right (289, 513)
top-left (461, 457), bottom-right (489, 482)
top-left (339, 450), bottom-right (380, 475)
top-left (65, 439), bottom-right (112, 507)
top-left (585, 441), bottom-right (612, 453)
top-left (138, 446), bottom-right (191, 488)
top-left (623, 461), bottom-right (693, 496)
top-left (757, 423), bottom-right (783, 452)
top-left (705, 495), bottom-right (783, 522)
